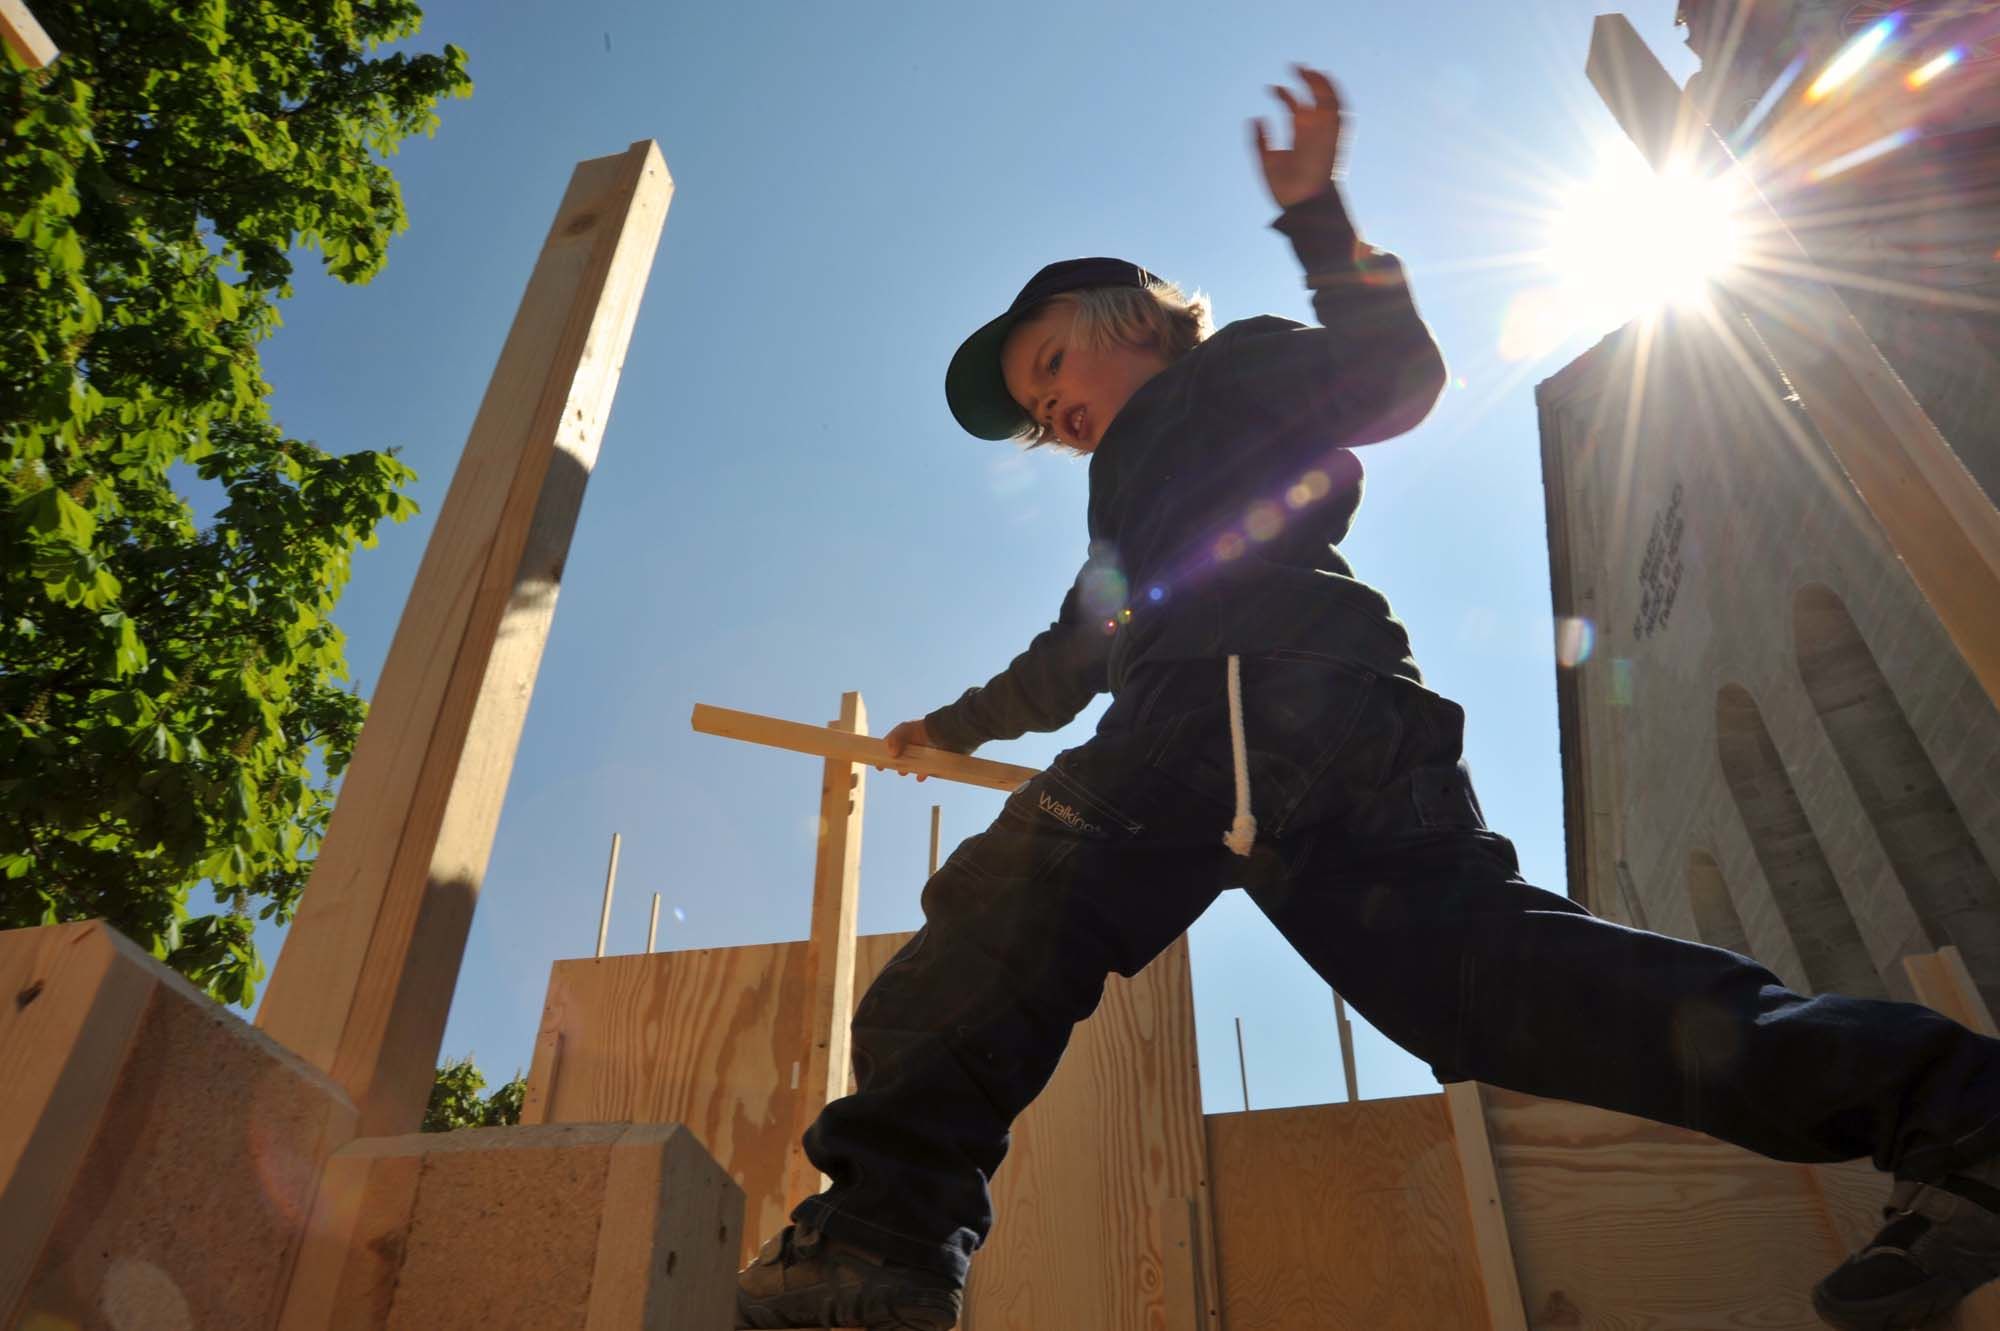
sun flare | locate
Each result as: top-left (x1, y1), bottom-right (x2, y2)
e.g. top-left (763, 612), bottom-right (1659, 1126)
top-left (1547, 149), bottom-right (1746, 318)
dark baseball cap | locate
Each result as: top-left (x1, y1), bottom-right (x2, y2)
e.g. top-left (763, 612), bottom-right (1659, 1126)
top-left (945, 257), bottom-right (1158, 440)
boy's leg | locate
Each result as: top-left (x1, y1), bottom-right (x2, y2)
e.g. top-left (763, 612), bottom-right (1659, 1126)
top-left (737, 682), bottom-right (1239, 1329)
top-left (1256, 818), bottom-right (2000, 1174)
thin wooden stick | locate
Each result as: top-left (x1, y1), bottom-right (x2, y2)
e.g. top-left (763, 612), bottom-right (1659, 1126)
top-left (0, 0), bottom-right (57, 68)
top-left (928, 805), bottom-right (942, 876)
top-left (1234, 1016), bottom-right (1250, 1113)
top-left (691, 703), bottom-right (1037, 792)
top-left (595, 832), bottom-right (621, 959)
top-left (1333, 990), bottom-right (1359, 1103)
top-left (646, 892), bottom-right (661, 954)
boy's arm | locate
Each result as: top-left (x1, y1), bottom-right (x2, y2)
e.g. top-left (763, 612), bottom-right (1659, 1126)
top-left (1207, 183), bottom-right (1447, 446)
top-left (921, 577), bottom-right (1107, 754)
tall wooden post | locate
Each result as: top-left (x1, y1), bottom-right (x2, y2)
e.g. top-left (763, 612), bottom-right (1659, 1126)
top-left (1587, 15), bottom-right (2000, 707)
top-left (786, 692), bottom-right (868, 1204)
top-left (258, 141), bottom-right (672, 1137)
top-left (0, 0), bottom-right (56, 67)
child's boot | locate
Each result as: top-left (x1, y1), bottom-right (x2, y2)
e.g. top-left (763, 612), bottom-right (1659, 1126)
top-left (1813, 1164), bottom-right (2000, 1330)
top-left (734, 1223), bottom-right (963, 1330)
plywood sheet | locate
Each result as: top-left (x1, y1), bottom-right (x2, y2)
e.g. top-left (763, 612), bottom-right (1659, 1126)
top-left (1480, 1086), bottom-right (1850, 1330)
top-left (526, 942), bottom-right (813, 1260)
top-left (1206, 1097), bottom-right (1492, 1331)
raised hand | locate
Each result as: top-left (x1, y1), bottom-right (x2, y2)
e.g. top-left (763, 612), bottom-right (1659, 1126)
top-left (1252, 65), bottom-right (1346, 209)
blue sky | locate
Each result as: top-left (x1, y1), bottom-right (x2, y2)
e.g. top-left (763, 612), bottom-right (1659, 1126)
top-left (248, 0), bottom-right (1702, 1112)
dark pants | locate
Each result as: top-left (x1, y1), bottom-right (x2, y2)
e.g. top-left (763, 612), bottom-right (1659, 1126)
top-left (793, 652), bottom-right (2000, 1282)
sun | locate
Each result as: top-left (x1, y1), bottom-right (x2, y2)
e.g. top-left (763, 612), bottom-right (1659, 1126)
top-left (1546, 145), bottom-right (1747, 320)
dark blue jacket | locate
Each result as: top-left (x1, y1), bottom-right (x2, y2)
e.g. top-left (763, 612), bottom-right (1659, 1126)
top-left (925, 185), bottom-right (1447, 754)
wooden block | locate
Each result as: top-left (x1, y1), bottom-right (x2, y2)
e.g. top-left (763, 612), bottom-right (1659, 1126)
top-left (257, 140), bottom-right (674, 1138)
top-left (0, 0), bottom-right (56, 68)
top-left (0, 921), bottom-right (357, 1331)
top-left (278, 1123), bottom-right (740, 1330)
top-left (691, 702), bottom-right (1039, 792)
top-left (1443, 1083), bottom-right (1529, 1331)
top-left (787, 692), bottom-right (867, 1207)
top-left (1206, 1096), bottom-right (1492, 1330)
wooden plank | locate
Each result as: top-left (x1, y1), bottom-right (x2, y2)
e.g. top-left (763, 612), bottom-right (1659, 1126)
top-left (1586, 14), bottom-right (2000, 710)
top-left (959, 934), bottom-right (1220, 1331)
top-left (1905, 946), bottom-right (2000, 1037)
top-left (257, 140), bottom-right (673, 1138)
top-left (692, 702), bottom-right (1038, 792)
top-left (518, 1024), bottom-right (563, 1126)
top-left (0, 0), bottom-right (56, 68)
top-left (786, 692), bottom-right (868, 1207)
top-left (1443, 1082), bottom-right (1529, 1331)
top-left (1206, 1097), bottom-right (1492, 1330)
top-left (0, 923), bottom-right (153, 1318)
top-left (1481, 1085), bottom-right (1850, 1329)
top-left (276, 1140), bottom-right (425, 1331)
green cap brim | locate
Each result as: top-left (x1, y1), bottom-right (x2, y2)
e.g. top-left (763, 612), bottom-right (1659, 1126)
top-left (945, 311), bottom-right (1031, 441)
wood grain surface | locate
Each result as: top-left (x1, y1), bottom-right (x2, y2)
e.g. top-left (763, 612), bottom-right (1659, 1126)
top-left (1482, 1085), bottom-right (1849, 1330)
top-left (1206, 1096), bottom-right (1492, 1331)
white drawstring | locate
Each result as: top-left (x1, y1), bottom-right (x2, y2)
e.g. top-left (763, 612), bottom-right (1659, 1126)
top-left (1223, 654), bottom-right (1257, 857)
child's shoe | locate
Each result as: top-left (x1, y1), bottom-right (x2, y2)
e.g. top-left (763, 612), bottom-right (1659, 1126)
top-left (734, 1223), bottom-right (962, 1330)
top-left (1813, 1169), bottom-right (2000, 1330)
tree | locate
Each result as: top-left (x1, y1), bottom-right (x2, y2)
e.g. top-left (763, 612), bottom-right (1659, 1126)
top-left (1, 1), bottom-right (470, 1004)
top-left (423, 1055), bottom-right (526, 1133)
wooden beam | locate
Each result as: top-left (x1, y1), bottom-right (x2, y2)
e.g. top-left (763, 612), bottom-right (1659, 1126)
top-left (785, 693), bottom-right (868, 1207)
top-left (0, 0), bottom-right (57, 69)
top-left (691, 702), bottom-right (1038, 792)
top-left (1444, 1082), bottom-right (1530, 1331)
top-left (1586, 15), bottom-right (2000, 709)
top-left (256, 141), bottom-right (673, 1137)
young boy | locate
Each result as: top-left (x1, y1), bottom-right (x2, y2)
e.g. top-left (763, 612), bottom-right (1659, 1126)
top-left (736, 66), bottom-right (2000, 1331)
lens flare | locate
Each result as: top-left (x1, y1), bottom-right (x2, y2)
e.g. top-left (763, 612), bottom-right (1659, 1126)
top-left (1807, 17), bottom-right (1897, 102)
top-left (1907, 48), bottom-right (1963, 89)
top-left (1245, 501), bottom-right (1285, 542)
top-left (1555, 616), bottom-right (1597, 667)
top-left (1806, 129), bottom-right (1920, 182)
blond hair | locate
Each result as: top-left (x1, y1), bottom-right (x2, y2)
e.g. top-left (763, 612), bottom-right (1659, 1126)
top-left (1011, 278), bottom-right (1212, 450)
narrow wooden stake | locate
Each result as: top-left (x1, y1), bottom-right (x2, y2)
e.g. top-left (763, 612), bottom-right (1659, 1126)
top-left (786, 692), bottom-right (868, 1206)
top-left (256, 141), bottom-right (673, 1138)
top-left (1445, 1081), bottom-right (1530, 1331)
top-left (692, 703), bottom-right (1037, 792)
top-left (928, 804), bottom-right (942, 876)
top-left (647, 892), bottom-right (661, 953)
top-left (0, 0), bottom-right (57, 68)
top-left (1333, 990), bottom-right (1359, 1104)
top-left (1234, 1016), bottom-right (1250, 1113)
top-left (1586, 15), bottom-right (2000, 708)
top-left (595, 832), bottom-right (621, 959)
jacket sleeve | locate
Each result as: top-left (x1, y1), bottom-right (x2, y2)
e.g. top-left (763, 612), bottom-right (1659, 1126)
top-left (1203, 184), bottom-right (1447, 446)
top-left (922, 572), bottom-right (1108, 754)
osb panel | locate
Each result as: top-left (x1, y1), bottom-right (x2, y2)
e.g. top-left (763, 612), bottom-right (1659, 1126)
top-left (1480, 1085), bottom-right (1849, 1330)
top-left (529, 932), bottom-right (1215, 1330)
top-left (1206, 1097), bottom-right (1490, 1331)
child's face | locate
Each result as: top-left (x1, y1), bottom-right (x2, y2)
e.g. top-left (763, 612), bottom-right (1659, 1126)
top-left (1000, 303), bottom-right (1170, 453)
